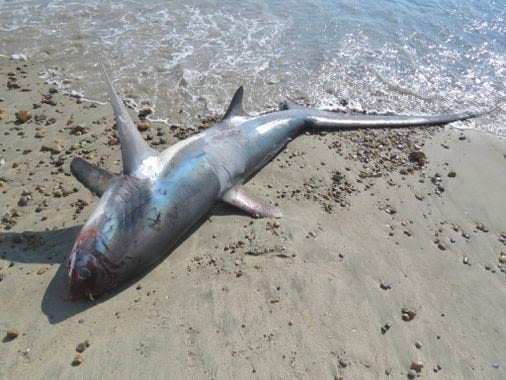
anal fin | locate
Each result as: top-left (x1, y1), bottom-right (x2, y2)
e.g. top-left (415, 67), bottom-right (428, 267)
top-left (70, 157), bottom-right (118, 196)
top-left (222, 186), bottom-right (282, 218)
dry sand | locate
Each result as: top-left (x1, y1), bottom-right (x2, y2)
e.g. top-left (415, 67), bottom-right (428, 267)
top-left (1, 57), bottom-right (505, 379)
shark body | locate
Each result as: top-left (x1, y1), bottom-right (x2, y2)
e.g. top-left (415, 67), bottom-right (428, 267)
top-left (67, 65), bottom-right (486, 300)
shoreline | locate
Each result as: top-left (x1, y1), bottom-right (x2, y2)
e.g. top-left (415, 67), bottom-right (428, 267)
top-left (1, 58), bottom-right (505, 379)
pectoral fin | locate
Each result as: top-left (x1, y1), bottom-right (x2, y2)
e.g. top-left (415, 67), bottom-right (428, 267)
top-left (70, 157), bottom-right (119, 196)
top-left (222, 186), bottom-right (282, 218)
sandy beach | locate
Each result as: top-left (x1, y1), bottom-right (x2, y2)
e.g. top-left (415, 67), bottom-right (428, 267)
top-left (1, 57), bottom-right (505, 379)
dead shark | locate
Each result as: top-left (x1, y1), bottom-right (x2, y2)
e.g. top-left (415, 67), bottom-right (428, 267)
top-left (67, 64), bottom-right (487, 300)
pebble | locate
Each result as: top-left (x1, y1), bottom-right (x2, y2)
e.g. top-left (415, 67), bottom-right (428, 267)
top-left (36, 267), bottom-right (48, 275)
top-left (5, 328), bottom-right (19, 340)
top-left (408, 150), bottom-right (426, 166)
top-left (498, 252), bottom-right (506, 264)
top-left (407, 369), bottom-right (416, 379)
top-left (41, 144), bottom-right (63, 154)
top-left (437, 242), bottom-right (447, 251)
top-left (476, 223), bottom-right (488, 233)
top-left (385, 207), bottom-right (397, 215)
top-left (137, 122), bottom-right (150, 132)
top-left (492, 362), bottom-right (499, 369)
top-left (72, 354), bottom-right (84, 366)
top-left (447, 171), bottom-right (456, 178)
top-left (463, 256), bottom-right (469, 265)
top-left (401, 308), bottom-right (417, 321)
top-left (380, 281), bottom-right (392, 290)
top-left (410, 360), bottom-right (424, 373)
top-left (76, 342), bottom-right (86, 353)
top-left (15, 110), bottom-right (31, 123)
top-left (415, 341), bottom-right (422, 349)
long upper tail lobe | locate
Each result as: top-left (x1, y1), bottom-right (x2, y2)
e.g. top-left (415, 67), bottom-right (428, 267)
top-left (283, 98), bottom-right (491, 130)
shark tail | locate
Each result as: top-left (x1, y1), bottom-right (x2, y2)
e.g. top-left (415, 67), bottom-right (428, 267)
top-left (283, 98), bottom-right (492, 130)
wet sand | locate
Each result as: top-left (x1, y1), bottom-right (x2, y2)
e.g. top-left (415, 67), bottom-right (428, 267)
top-left (1, 57), bottom-right (505, 379)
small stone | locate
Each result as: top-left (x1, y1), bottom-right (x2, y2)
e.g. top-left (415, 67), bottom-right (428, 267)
top-left (380, 281), bottom-right (392, 290)
top-left (401, 308), bottom-right (417, 321)
top-left (499, 253), bottom-right (506, 264)
top-left (492, 363), bottom-right (499, 369)
top-left (5, 328), bottom-right (19, 340)
top-left (385, 207), bottom-right (397, 215)
top-left (72, 354), bottom-right (83, 366)
top-left (76, 342), bottom-right (86, 353)
top-left (272, 220), bottom-right (280, 228)
top-left (409, 151), bottom-right (426, 166)
top-left (15, 110), bottom-right (31, 123)
top-left (463, 257), bottom-right (469, 265)
top-left (476, 223), bottom-right (488, 233)
top-left (41, 144), bottom-right (63, 154)
top-left (17, 195), bottom-right (31, 207)
top-left (407, 369), bottom-right (416, 379)
top-left (415, 341), bottom-right (422, 349)
top-left (137, 122), bottom-right (150, 132)
top-left (437, 242), bottom-right (447, 251)
top-left (36, 267), bottom-right (48, 275)
top-left (447, 171), bottom-right (456, 178)
top-left (338, 358), bottom-right (349, 368)
top-left (138, 107), bottom-right (153, 118)
top-left (411, 360), bottom-right (424, 373)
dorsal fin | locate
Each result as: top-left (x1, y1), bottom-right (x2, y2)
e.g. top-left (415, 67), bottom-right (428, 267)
top-left (100, 63), bottom-right (156, 175)
top-left (222, 86), bottom-right (250, 120)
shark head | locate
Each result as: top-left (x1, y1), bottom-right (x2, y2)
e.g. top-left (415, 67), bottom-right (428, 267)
top-left (66, 175), bottom-right (155, 300)
top-left (67, 227), bottom-right (109, 301)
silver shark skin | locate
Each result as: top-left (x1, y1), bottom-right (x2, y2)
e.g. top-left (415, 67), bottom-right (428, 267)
top-left (67, 65), bottom-right (488, 300)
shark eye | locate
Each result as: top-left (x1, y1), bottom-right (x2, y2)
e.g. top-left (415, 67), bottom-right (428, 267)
top-left (78, 268), bottom-right (91, 280)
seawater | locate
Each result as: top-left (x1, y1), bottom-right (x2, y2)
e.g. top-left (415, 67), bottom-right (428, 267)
top-left (0, 0), bottom-right (504, 135)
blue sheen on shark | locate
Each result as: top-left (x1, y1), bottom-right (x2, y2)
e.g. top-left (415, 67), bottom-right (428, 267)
top-left (67, 64), bottom-right (488, 300)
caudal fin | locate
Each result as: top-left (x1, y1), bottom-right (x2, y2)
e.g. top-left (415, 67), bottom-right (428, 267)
top-left (284, 99), bottom-right (492, 130)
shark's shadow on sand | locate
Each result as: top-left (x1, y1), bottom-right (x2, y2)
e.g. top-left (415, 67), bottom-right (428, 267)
top-left (0, 203), bottom-right (247, 324)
